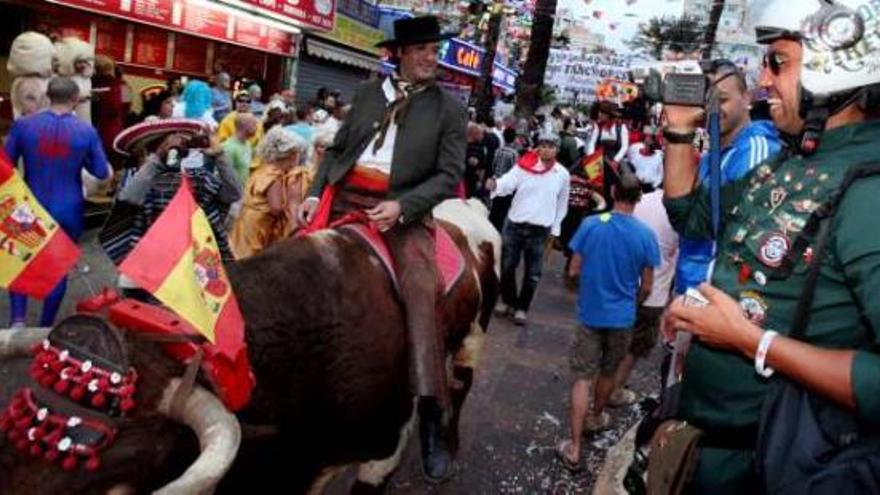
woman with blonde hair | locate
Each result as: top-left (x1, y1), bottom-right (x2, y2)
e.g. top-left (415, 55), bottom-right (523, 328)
top-left (230, 127), bottom-right (311, 258)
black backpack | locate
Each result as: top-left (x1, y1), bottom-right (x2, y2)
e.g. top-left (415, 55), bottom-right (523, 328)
top-left (756, 162), bottom-right (880, 494)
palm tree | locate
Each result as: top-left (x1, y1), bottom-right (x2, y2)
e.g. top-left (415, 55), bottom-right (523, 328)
top-left (474, 3), bottom-right (504, 123)
top-left (628, 15), bottom-right (704, 60)
top-left (703, 0), bottom-right (726, 59)
top-left (514, 0), bottom-right (556, 116)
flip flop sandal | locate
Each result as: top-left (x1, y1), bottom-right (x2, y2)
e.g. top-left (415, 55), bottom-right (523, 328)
top-left (555, 439), bottom-right (584, 473)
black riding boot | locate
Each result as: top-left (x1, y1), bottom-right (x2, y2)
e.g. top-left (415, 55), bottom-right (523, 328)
top-left (418, 397), bottom-right (453, 483)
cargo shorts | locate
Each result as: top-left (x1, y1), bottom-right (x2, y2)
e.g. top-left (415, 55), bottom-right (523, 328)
top-left (569, 325), bottom-right (632, 379)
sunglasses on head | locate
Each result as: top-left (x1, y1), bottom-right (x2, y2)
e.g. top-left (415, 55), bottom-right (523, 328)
top-left (762, 51), bottom-right (787, 76)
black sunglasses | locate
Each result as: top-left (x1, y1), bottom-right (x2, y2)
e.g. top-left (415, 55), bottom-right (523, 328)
top-left (762, 51), bottom-right (787, 76)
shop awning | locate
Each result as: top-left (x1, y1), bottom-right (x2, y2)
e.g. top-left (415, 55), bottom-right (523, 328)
top-left (306, 39), bottom-right (381, 72)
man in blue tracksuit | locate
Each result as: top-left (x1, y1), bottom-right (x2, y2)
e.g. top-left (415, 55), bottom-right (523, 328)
top-left (674, 62), bottom-right (782, 294)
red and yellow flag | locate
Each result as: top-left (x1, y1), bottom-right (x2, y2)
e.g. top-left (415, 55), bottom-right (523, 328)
top-left (119, 177), bottom-right (244, 359)
top-left (0, 150), bottom-right (80, 299)
top-left (581, 150), bottom-right (605, 189)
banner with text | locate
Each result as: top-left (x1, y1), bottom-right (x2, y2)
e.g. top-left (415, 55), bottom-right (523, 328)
top-left (543, 49), bottom-right (634, 103)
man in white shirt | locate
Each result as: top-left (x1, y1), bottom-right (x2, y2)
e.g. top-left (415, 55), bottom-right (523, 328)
top-left (625, 131), bottom-right (664, 190)
top-left (488, 132), bottom-right (570, 325)
top-left (609, 186), bottom-right (679, 405)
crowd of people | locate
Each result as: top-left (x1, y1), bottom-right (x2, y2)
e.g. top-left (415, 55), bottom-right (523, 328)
top-left (4, 2), bottom-right (880, 491)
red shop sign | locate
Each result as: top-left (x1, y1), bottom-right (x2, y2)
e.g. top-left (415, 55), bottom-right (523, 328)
top-left (132, 24), bottom-right (169, 67)
top-left (174, 1), bottom-right (230, 41)
top-left (47, 0), bottom-right (296, 56)
top-left (95, 17), bottom-right (129, 61)
top-left (238, 0), bottom-right (335, 32)
top-left (32, 9), bottom-right (92, 42)
top-left (173, 33), bottom-right (209, 74)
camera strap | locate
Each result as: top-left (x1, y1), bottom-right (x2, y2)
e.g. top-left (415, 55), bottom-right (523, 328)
top-left (707, 94), bottom-right (723, 240)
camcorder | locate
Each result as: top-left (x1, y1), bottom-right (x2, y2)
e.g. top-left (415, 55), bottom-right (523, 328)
top-left (630, 59), bottom-right (715, 107)
top-left (184, 134), bottom-right (212, 150)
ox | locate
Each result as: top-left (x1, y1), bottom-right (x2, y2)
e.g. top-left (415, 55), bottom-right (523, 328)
top-left (0, 199), bottom-right (500, 494)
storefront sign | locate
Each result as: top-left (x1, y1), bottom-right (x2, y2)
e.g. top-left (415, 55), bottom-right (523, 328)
top-left (95, 17), bottom-right (129, 61)
top-left (47, 0), bottom-right (297, 56)
top-left (237, 0), bottom-right (335, 32)
top-left (492, 63), bottom-right (517, 93)
top-left (172, 33), bottom-right (210, 74)
top-left (438, 39), bottom-right (484, 77)
top-left (33, 10), bottom-right (92, 43)
top-left (319, 15), bottom-right (384, 55)
top-left (337, 0), bottom-right (380, 28)
top-left (544, 49), bottom-right (634, 103)
top-left (132, 24), bottom-right (169, 67)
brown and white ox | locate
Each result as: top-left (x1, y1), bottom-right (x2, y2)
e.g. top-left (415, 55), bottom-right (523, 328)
top-left (0, 198), bottom-right (500, 494)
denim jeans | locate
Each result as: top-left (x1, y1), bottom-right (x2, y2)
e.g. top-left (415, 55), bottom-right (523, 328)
top-left (500, 221), bottom-right (550, 312)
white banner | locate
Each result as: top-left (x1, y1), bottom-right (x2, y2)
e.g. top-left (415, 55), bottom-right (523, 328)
top-left (543, 49), bottom-right (635, 103)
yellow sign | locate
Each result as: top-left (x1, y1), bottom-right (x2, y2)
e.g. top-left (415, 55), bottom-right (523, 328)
top-left (320, 15), bottom-right (384, 55)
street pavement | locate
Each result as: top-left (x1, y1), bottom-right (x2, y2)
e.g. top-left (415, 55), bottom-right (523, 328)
top-left (385, 254), bottom-right (663, 495)
top-left (0, 230), bottom-right (663, 494)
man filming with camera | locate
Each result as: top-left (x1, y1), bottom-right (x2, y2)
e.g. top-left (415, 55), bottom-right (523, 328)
top-left (656, 1), bottom-right (880, 492)
top-left (666, 61), bottom-right (782, 295)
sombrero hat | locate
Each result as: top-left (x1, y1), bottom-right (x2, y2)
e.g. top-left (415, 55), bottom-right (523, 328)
top-left (113, 119), bottom-right (207, 156)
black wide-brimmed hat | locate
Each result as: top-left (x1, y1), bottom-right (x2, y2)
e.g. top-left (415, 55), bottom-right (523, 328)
top-left (376, 16), bottom-right (456, 48)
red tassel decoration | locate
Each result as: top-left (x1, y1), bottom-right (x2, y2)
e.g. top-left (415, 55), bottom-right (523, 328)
top-left (61, 455), bottom-right (77, 471)
top-left (14, 439), bottom-right (29, 452)
top-left (44, 448), bottom-right (59, 462)
top-left (120, 398), bottom-right (135, 412)
top-left (85, 455), bottom-right (100, 471)
top-left (70, 386), bottom-right (86, 402)
top-left (29, 444), bottom-right (42, 457)
top-left (91, 394), bottom-right (107, 408)
top-left (53, 379), bottom-right (70, 395)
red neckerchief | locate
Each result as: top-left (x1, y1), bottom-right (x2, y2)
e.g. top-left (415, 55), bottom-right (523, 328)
top-left (516, 150), bottom-right (555, 175)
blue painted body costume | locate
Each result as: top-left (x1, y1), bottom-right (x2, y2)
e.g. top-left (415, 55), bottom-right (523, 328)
top-left (4, 111), bottom-right (109, 326)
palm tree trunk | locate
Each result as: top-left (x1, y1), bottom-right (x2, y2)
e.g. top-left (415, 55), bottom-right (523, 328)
top-left (514, 0), bottom-right (557, 116)
top-left (703, 0), bottom-right (726, 60)
top-left (474, 7), bottom-right (503, 123)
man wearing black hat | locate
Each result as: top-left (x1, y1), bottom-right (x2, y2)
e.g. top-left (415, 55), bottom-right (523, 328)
top-left (298, 16), bottom-right (466, 482)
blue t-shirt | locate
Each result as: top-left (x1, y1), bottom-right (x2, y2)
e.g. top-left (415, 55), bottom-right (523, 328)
top-left (676, 120), bottom-right (782, 294)
top-left (569, 212), bottom-right (661, 329)
top-left (4, 111), bottom-right (109, 240)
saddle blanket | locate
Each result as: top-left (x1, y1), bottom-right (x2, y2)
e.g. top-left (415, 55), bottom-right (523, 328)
top-left (341, 223), bottom-right (466, 296)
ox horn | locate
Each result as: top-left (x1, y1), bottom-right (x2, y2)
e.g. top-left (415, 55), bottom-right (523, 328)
top-left (153, 378), bottom-right (241, 495)
top-left (0, 327), bottom-right (51, 357)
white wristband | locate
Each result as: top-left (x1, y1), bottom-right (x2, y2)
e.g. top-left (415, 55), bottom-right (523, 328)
top-left (755, 330), bottom-right (779, 378)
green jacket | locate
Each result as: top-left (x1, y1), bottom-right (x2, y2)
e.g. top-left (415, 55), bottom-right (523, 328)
top-left (664, 121), bottom-right (880, 491)
top-left (665, 120), bottom-right (880, 432)
top-left (309, 78), bottom-right (467, 224)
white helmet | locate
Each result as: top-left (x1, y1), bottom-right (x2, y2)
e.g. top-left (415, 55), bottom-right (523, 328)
top-left (751, 0), bottom-right (879, 153)
top-left (752, 0), bottom-right (879, 97)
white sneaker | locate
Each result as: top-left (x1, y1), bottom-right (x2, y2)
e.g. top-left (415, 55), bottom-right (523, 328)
top-left (513, 310), bottom-right (527, 326)
top-left (494, 302), bottom-right (510, 316)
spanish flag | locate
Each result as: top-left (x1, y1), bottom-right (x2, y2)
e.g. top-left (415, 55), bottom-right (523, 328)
top-left (581, 150), bottom-right (604, 189)
top-left (119, 177), bottom-right (244, 359)
top-left (0, 150), bottom-right (80, 299)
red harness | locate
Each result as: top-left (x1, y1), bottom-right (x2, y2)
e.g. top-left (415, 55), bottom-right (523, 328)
top-left (76, 290), bottom-right (254, 413)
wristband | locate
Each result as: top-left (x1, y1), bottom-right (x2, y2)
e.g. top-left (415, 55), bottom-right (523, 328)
top-left (662, 128), bottom-right (697, 145)
top-left (755, 330), bottom-right (779, 378)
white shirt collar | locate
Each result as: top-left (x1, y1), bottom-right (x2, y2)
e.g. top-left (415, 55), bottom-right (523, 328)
top-left (381, 77), bottom-right (396, 104)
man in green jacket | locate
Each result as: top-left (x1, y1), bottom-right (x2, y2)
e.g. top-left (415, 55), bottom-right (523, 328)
top-left (298, 16), bottom-right (466, 483)
top-left (660, 1), bottom-right (880, 492)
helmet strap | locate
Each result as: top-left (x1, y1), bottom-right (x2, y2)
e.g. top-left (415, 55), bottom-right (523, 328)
top-left (797, 85), bottom-right (862, 155)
